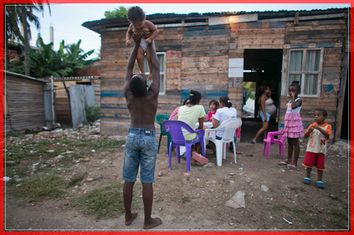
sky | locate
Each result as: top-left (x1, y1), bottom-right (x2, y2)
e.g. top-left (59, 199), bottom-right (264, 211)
top-left (29, 3), bottom-right (350, 59)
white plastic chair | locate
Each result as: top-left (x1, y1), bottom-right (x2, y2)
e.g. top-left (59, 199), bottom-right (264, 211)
top-left (204, 118), bottom-right (242, 166)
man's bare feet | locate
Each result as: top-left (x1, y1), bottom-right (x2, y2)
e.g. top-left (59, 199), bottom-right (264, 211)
top-left (125, 212), bottom-right (138, 226)
top-left (143, 217), bottom-right (162, 229)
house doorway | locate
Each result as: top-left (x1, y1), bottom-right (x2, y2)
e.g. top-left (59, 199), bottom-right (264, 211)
top-left (240, 49), bottom-right (283, 142)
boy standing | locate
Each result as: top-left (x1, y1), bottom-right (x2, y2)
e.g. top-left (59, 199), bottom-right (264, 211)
top-left (302, 108), bottom-right (332, 189)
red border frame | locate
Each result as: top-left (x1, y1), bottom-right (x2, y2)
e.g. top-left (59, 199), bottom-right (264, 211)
top-left (1, 1), bottom-right (352, 234)
top-left (1, 0), bottom-right (353, 3)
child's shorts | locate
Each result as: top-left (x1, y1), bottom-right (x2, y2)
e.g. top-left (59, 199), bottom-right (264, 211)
top-left (303, 151), bottom-right (325, 171)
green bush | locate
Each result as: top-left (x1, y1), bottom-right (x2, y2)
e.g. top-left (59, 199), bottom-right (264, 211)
top-left (86, 105), bottom-right (100, 123)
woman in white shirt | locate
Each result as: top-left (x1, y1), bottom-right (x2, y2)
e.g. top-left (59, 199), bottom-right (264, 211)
top-left (212, 96), bottom-right (238, 138)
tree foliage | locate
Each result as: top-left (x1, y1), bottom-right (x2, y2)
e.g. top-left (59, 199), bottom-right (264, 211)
top-left (9, 37), bottom-right (96, 78)
top-left (104, 6), bottom-right (128, 19)
top-left (5, 4), bottom-right (45, 44)
top-left (5, 3), bottom-right (50, 75)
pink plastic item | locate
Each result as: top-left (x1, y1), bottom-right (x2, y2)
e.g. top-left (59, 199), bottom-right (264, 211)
top-left (263, 131), bottom-right (286, 159)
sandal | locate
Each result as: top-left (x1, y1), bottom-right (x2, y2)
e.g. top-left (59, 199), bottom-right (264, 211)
top-left (303, 177), bottom-right (311, 184)
top-left (287, 164), bottom-right (297, 170)
top-left (315, 181), bottom-right (325, 189)
top-left (278, 161), bottom-right (288, 166)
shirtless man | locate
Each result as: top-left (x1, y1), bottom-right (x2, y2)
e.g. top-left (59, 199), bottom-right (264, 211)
top-left (122, 34), bottom-right (162, 229)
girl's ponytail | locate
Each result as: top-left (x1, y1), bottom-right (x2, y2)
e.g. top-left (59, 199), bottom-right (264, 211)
top-left (220, 96), bottom-right (232, 108)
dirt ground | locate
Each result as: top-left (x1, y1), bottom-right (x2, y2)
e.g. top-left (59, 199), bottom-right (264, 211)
top-left (5, 124), bottom-right (349, 231)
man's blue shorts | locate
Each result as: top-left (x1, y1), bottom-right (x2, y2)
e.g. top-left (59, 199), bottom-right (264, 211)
top-left (123, 128), bottom-right (158, 184)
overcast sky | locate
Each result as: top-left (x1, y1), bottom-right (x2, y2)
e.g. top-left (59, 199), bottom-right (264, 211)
top-left (29, 3), bottom-right (349, 59)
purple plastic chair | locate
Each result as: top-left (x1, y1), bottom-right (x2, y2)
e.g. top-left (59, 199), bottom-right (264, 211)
top-left (163, 120), bottom-right (206, 172)
top-left (263, 130), bottom-right (286, 159)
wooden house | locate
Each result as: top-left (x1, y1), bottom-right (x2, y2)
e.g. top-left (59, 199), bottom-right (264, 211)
top-left (83, 8), bottom-right (349, 139)
top-left (5, 71), bottom-right (49, 132)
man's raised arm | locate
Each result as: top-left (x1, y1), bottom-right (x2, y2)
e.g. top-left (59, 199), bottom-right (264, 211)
top-left (125, 43), bottom-right (140, 82)
top-left (146, 43), bottom-right (160, 95)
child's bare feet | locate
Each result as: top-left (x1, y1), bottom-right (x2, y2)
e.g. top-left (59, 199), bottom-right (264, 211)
top-left (144, 217), bottom-right (162, 229)
top-left (125, 212), bottom-right (138, 226)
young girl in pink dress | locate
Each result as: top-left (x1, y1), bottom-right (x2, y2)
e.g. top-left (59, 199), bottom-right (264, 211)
top-left (279, 81), bottom-right (304, 169)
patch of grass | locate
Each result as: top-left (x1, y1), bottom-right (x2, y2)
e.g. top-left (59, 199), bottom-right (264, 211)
top-left (67, 172), bottom-right (87, 188)
top-left (12, 173), bottom-right (66, 202)
top-left (7, 138), bottom-right (123, 165)
top-left (59, 138), bottom-right (124, 150)
top-left (6, 137), bottom-right (124, 179)
top-left (90, 139), bottom-right (124, 149)
top-left (6, 139), bottom-right (60, 164)
top-left (6, 164), bottom-right (28, 179)
top-left (71, 183), bottom-right (138, 219)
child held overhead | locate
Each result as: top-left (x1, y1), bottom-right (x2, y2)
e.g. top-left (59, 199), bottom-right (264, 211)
top-left (125, 6), bottom-right (159, 80)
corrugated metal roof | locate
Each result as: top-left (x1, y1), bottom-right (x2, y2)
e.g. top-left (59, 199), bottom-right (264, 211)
top-left (82, 8), bottom-right (348, 33)
top-left (52, 76), bottom-right (101, 81)
top-left (5, 71), bottom-right (48, 83)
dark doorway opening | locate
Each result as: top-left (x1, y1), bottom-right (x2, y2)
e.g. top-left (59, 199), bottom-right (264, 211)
top-left (241, 49), bottom-right (283, 143)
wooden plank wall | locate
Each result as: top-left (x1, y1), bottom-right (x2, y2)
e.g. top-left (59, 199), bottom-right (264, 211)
top-left (280, 19), bottom-right (347, 133)
top-left (181, 25), bottom-right (230, 109)
top-left (55, 97), bottom-right (71, 124)
top-left (156, 27), bottom-right (184, 114)
top-left (100, 25), bottom-right (232, 135)
top-left (100, 30), bottom-right (131, 135)
top-left (54, 81), bottom-right (75, 124)
top-left (6, 75), bottom-right (45, 132)
top-left (99, 15), bottom-right (347, 137)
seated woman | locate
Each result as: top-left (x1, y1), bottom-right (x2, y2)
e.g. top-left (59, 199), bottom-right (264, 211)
top-left (178, 90), bottom-right (205, 141)
top-left (212, 96), bottom-right (237, 130)
top-left (169, 98), bottom-right (190, 120)
top-left (177, 90), bottom-right (207, 164)
top-left (211, 96), bottom-right (238, 152)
